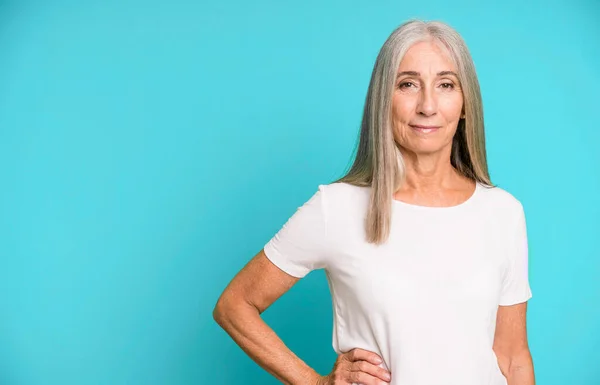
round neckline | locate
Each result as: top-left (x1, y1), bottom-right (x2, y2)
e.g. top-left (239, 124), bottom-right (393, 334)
top-left (392, 181), bottom-right (481, 210)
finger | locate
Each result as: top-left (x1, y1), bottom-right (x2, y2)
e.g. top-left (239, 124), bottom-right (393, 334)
top-left (347, 369), bottom-right (390, 385)
top-left (344, 348), bottom-right (384, 366)
top-left (350, 360), bottom-right (391, 383)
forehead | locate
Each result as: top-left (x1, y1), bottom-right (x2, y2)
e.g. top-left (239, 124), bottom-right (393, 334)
top-left (398, 39), bottom-right (457, 72)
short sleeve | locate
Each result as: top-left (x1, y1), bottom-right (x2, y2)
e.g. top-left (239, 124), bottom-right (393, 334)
top-left (499, 202), bottom-right (533, 306)
top-left (263, 185), bottom-right (330, 278)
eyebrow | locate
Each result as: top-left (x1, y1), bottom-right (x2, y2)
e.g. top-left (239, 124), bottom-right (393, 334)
top-left (396, 70), bottom-right (459, 79)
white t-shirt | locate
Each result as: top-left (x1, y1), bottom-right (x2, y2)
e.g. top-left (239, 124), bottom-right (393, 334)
top-left (263, 181), bottom-right (532, 385)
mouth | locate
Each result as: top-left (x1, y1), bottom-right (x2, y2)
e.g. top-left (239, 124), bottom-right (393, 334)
top-left (409, 124), bottom-right (441, 134)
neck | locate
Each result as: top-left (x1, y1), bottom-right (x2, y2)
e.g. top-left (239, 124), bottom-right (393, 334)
top-left (398, 147), bottom-right (464, 192)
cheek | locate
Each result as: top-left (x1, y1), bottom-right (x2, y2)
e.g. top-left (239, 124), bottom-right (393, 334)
top-left (391, 103), bottom-right (410, 143)
top-left (439, 95), bottom-right (464, 119)
top-left (391, 96), bottom-right (415, 122)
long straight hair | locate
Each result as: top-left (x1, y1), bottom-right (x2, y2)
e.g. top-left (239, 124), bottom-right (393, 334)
top-left (334, 20), bottom-right (494, 245)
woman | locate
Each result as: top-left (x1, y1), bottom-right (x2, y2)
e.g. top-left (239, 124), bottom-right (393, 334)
top-left (213, 19), bottom-right (534, 385)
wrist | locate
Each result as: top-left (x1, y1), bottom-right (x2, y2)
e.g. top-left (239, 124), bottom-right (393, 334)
top-left (306, 370), bottom-right (326, 385)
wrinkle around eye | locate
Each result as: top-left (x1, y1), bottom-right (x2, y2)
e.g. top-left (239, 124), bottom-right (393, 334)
top-left (397, 81), bottom-right (419, 91)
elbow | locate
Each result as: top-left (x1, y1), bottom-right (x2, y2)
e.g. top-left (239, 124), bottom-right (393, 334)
top-left (212, 298), bottom-right (229, 326)
top-left (212, 294), bottom-right (251, 327)
top-left (495, 347), bottom-right (533, 377)
top-left (508, 349), bottom-right (533, 371)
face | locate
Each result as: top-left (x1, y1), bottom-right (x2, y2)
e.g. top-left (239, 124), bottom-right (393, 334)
top-left (391, 40), bottom-right (464, 155)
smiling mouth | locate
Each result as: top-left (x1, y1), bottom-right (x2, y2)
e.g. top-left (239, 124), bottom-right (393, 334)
top-left (409, 124), bottom-right (440, 133)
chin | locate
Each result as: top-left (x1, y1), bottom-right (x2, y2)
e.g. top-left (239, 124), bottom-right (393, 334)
top-left (403, 142), bottom-right (447, 154)
top-left (415, 147), bottom-right (444, 155)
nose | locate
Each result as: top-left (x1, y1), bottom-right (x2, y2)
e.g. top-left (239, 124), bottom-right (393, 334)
top-left (416, 86), bottom-right (437, 117)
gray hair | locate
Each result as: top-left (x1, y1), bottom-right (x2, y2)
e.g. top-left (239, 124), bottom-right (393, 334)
top-left (335, 19), bottom-right (493, 244)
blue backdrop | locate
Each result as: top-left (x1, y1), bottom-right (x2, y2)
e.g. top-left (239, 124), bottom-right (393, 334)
top-left (0, 1), bottom-right (598, 384)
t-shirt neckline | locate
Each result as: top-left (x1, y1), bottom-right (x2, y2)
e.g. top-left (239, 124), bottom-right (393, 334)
top-left (392, 181), bottom-right (481, 210)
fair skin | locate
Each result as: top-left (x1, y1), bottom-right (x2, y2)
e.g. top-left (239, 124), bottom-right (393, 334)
top-left (213, 39), bottom-right (534, 385)
top-left (213, 254), bottom-right (390, 385)
top-left (393, 39), bottom-right (535, 384)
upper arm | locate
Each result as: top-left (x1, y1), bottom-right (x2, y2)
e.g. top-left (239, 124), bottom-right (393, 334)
top-left (493, 302), bottom-right (529, 353)
top-left (498, 202), bottom-right (532, 306)
top-left (493, 302), bottom-right (530, 374)
top-left (214, 185), bottom-right (331, 316)
top-left (214, 249), bottom-right (301, 316)
top-left (493, 201), bottom-right (533, 371)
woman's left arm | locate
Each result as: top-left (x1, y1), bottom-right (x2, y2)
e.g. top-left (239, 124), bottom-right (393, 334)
top-left (493, 302), bottom-right (535, 385)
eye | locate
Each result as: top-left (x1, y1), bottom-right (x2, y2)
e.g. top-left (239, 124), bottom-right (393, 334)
top-left (398, 81), bottom-right (416, 89)
top-left (440, 82), bottom-right (455, 89)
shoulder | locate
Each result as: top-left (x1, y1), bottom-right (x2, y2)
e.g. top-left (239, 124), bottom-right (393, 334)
top-left (318, 181), bottom-right (370, 206)
top-left (314, 182), bottom-right (371, 223)
top-left (476, 182), bottom-right (525, 218)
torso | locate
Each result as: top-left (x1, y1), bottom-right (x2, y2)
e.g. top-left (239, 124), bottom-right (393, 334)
top-left (322, 181), bottom-right (519, 385)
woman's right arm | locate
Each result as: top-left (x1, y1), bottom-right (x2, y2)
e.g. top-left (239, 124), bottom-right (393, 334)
top-left (212, 249), bottom-right (322, 384)
top-left (213, 249), bottom-right (392, 385)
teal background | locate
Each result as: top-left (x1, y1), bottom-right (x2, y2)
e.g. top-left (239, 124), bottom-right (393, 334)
top-left (0, 0), bottom-right (598, 384)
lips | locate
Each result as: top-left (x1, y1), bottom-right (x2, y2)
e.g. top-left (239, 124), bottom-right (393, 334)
top-left (409, 124), bottom-right (440, 134)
